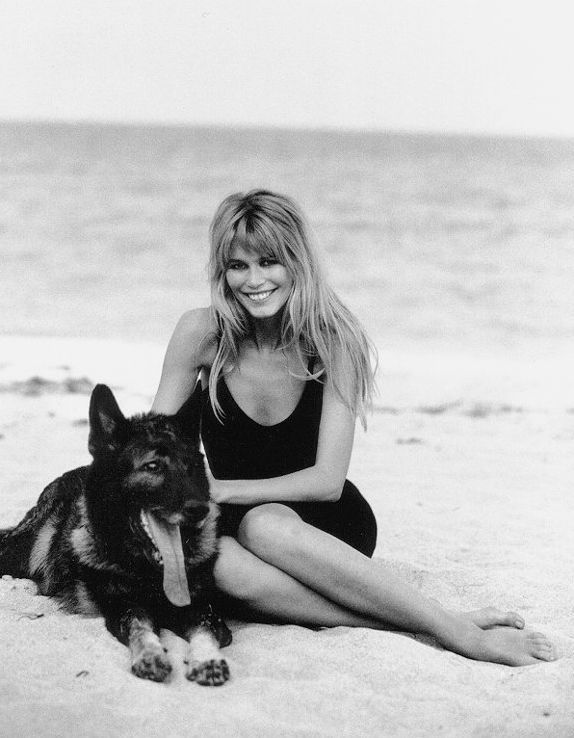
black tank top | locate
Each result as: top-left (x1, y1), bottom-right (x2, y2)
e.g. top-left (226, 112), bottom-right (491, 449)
top-left (201, 374), bottom-right (323, 480)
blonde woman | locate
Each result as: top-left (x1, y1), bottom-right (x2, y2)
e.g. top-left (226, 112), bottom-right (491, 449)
top-left (152, 189), bottom-right (555, 665)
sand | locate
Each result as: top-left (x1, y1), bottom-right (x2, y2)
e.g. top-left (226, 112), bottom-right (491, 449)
top-left (0, 335), bottom-right (573, 738)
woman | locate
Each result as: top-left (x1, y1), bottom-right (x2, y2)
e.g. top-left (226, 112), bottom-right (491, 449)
top-left (153, 189), bottom-right (555, 665)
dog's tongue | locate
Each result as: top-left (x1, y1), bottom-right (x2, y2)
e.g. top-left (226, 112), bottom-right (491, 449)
top-left (144, 511), bottom-right (191, 607)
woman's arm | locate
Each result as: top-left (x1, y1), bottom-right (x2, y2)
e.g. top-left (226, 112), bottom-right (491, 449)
top-left (152, 308), bottom-right (216, 415)
top-left (209, 380), bottom-right (356, 505)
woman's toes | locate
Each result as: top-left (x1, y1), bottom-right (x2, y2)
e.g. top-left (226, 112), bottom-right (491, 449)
top-left (529, 631), bottom-right (549, 642)
top-left (494, 609), bottom-right (524, 629)
top-left (528, 633), bottom-right (556, 661)
top-left (468, 607), bottom-right (525, 630)
top-left (507, 611), bottom-right (525, 629)
top-left (537, 648), bottom-right (555, 662)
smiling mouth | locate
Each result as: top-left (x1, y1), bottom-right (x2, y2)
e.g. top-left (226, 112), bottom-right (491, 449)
top-left (244, 289), bottom-right (276, 302)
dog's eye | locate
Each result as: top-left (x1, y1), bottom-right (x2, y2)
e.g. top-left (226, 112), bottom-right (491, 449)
top-left (142, 461), bottom-right (161, 472)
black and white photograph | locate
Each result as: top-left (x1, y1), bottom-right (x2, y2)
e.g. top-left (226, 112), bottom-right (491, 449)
top-left (1, 1), bottom-right (573, 735)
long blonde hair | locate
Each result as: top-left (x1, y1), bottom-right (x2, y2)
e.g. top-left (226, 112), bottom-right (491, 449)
top-left (207, 189), bottom-right (377, 426)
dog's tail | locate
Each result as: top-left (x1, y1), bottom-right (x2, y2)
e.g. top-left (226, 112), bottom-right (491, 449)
top-left (0, 482), bottom-right (58, 576)
top-left (0, 525), bottom-right (29, 577)
top-left (0, 527), bottom-right (15, 545)
top-left (0, 468), bottom-right (89, 578)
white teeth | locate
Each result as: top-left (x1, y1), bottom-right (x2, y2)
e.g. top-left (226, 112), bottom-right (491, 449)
top-left (140, 510), bottom-right (163, 564)
top-left (246, 290), bottom-right (273, 301)
top-left (140, 510), bottom-right (152, 537)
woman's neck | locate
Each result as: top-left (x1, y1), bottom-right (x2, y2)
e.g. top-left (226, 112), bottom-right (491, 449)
top-left (249, 314), bottom-right (283, 352)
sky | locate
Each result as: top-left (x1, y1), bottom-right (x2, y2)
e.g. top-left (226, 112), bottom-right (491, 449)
top-left (1, 0), bottom-right (573, 137)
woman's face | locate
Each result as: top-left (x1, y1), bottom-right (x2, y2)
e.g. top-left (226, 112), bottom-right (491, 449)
top-left (225, 243), bottom-right (293, 320)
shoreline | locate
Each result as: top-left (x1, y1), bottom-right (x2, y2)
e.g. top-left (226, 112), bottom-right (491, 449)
top-left (2, 333), bottom-right (573, 408)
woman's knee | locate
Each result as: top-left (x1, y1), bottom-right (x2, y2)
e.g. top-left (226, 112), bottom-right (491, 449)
top-left (213, 536), bottom-right (260, 600)
top-left (214, 534), bottom-right (292, 606)
top-left (237, 503), bottom-right (303, 555)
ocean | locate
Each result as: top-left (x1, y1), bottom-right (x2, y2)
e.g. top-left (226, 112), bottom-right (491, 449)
top-left (1, 121), bottom-right (573, 359)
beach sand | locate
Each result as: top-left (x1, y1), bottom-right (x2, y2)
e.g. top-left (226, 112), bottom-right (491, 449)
top-left (1, 335), bottom-right (573, 737)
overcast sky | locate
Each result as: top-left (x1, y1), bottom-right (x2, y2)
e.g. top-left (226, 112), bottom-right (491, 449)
top-left (1, 0), bottom-right (573, 137)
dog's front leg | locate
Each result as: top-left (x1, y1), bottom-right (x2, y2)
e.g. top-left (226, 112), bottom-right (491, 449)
top-left (106, 606), bottom-right (172, 682)
top-left (184, 606), bottom-right (231, 686)
top-left (185, 625), bottom-right (230, 686)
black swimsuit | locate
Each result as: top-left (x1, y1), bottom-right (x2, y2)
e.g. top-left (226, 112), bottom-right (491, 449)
top-left (201, 373), bottom-right (377, 557)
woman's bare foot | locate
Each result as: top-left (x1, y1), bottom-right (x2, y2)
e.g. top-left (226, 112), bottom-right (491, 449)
top-left (460, 607), bottom-right (524, 630)
top-left (474, 628), bottom-right (556, 666)
top-left (441, 616), bottom-right (556, 666)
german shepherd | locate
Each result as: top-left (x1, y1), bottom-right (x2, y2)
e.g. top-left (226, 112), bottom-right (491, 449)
top-left (0, 383), bottom-right (231, 685)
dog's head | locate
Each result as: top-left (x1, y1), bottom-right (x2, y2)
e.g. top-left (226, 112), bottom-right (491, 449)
top-left (88, 383), bottom-right (209, 517)
top-left (87, 383), bottom-right (213, 606)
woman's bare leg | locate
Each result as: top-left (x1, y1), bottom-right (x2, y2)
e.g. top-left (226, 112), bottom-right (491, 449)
top-left (215, 538), bottom-right (524, 631)
top-left (229, 504), bottom-right (555, 666)
top-left (215, 536), bottom-right (386, 628)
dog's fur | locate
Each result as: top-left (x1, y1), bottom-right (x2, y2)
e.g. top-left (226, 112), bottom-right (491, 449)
top-left (0, 383), bottom-right (231, 685)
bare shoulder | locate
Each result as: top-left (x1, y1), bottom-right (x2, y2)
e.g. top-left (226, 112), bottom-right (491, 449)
top-left (174, 307), bottom-right (215, 335)
top-left (152, 308), bottom-right (218, 413)
top-left (169, 307), bottom-right (218, 368)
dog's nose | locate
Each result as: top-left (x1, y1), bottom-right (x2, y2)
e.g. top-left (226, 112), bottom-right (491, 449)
top-left (183, 499), bottom-right (209, 523)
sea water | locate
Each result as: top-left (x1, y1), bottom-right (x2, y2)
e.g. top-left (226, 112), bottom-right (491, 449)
top-left (1, 121), bottom-right (573, 360)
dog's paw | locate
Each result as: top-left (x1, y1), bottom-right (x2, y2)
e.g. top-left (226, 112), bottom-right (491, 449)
top-left (186, 658), bottom-right (230, 686)
top-left (131, 647), bottom-right (172, 682)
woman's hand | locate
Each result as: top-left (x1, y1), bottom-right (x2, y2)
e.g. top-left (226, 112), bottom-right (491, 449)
top-left (206, 470), bottom-right (232, 504)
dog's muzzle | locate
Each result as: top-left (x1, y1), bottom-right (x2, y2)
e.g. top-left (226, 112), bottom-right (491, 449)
top-left (182, 500), bottom-right (210, 527)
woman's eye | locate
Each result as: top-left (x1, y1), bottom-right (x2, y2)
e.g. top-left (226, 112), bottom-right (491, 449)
top-left (260, 258), bottom-right (278, 267)
top-left (227, 262), bottom-right (245, 271)
top-left (143, 461), bottom-right (160, 472)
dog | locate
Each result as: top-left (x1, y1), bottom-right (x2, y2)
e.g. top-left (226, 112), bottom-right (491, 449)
top-left (0, 383), bottom-right (231, 685)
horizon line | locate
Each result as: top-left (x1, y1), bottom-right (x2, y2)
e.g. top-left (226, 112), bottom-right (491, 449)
top-left (1, 116), bottom-right (573, 144)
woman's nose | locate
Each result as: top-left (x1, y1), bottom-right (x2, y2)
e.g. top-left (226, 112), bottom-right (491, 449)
top-left (246, 265), bottom-right (265, 287)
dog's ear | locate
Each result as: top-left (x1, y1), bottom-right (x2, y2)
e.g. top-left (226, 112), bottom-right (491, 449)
top-left (172, 380), bottom-right (202, 445)
top-left (88, 384), bottom-right (127, 456)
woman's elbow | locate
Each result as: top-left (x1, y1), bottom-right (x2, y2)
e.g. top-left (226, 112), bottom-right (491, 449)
top-left (319, 475), bottom-right (345, 502)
